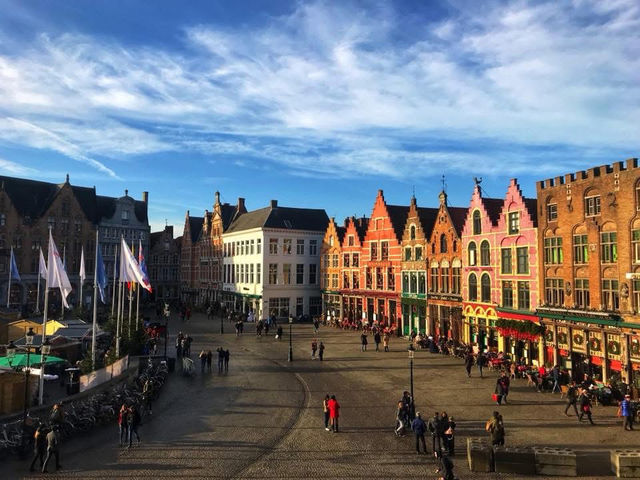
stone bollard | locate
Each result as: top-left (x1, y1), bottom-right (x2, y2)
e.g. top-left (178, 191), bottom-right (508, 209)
top-left (493, 445), bottom-right (536, 475)
top-left (611, 449), bottom-right (640, 478)
top-left (467, 437), bottom-right (494, 472)
top-left (534, 447), bottom-right (577, 476)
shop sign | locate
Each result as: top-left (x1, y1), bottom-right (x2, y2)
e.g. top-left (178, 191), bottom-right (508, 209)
top-left (588, 331), bottom-right (604, 357)
top-left (544, 328), bottom-right (555, 345)
top-left (606, 333), bottom-right (622, 361)
top-left (559, 349), bottom-right (569, 357)
top-left (630, 336), bottom-right (640, 361)
top-left (571, 329), bottom-right (587, 353)
top-left (557, 326), bottom-right (569, 350)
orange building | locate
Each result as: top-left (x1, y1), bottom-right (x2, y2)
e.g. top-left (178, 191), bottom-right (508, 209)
top-left (339, 216), bottom-right (369, 322)
top-left (321, 217), bottom-right (346, 320)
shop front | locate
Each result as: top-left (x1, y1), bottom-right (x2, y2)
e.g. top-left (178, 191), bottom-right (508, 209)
top-left (496, 308), bottom-right (544, 365)
top-left (401, 297), bottom-right (426, 336)
top-left (463, 304), bottom-right (498, 353)
top-left (322, 290), bottom-right (342, 320)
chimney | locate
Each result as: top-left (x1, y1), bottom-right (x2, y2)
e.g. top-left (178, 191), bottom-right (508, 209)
top-left (125, 189), bottom-right (129, 197)
top-left (215, 191), bottom-right (220, 206)
top-left (270, 199), bottom-right (278, 208)
top-left (142, 191), bottom-right (148, 204)
top-left (237, 197), bottom-right (245, 211)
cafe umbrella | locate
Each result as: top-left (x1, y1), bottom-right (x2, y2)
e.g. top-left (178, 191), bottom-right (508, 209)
top-left (0, 353), bottom-right (66, 368)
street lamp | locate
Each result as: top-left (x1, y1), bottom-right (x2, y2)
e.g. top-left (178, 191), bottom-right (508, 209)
top-left (408, 343), bottom-right (415, 420)
top-left (288, 315), bottom-right (293, 362)
top-left (21, 327), bottom-right (35, 453)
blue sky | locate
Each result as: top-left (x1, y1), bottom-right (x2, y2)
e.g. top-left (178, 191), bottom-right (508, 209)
top-left (0, 0), bottom-right (637, 234)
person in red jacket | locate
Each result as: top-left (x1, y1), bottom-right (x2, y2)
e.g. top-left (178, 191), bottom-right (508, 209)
top-left (328, 395), bottom-right (340, 432)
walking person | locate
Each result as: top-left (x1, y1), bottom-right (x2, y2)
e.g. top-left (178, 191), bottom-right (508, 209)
top-left (395, 400), bottom-right (406, 437)
top-left (564, 381), bottom-right (580, 418)
top-left (444, 416), bottom-right (456, 456)
top-left (199, 350), bottom-right (207, 373)
top-left (485, 411), bottom-right (505, 446)
top-left (435, 450), bottom-right (456, 480)
top-left (118, 404), bottom-right (128, 446)
top-left (127, 405), bottom-right (141, 448)
top-left (142, 378), bottom-right (154, 415)
top-left (411, 412), bottom-right (427, 453)
top-left (551, 365), bottom-right (561, 393)
top-left (217, 347), bottom-right (225, 373)
top-left (224, 349), bottom-right (230, 373)
top-left (323, 394), bottom-right (331, 431)
top-left (464, 352), bottom-right (474, 378)
top-left (428, 411), bottom-right (443, 455)
top-left (620, 394), bottom-right (634, 431)
top-left (328, 395), bottom-right (340, 432)
top-left (318, 342), bottom-right (325, 361)
top-left (383, 332), bottom-right (390, 352)
top-left (495, 373), bottom-right (509, 405)
top-left (360, 332), bottom-right (368, 352)
top-left (477, 352), bottom-right (486, 378)
top-left (311, 339), bottom-right (318, 359)
top-left (41, 426), bottom-right (61, 473)
top-left (206, 350), bottom-right (213, 372)
top-left (374, 331), bottom-right (381, 352)
top-left (29, 424), bottom-right (47, 472)
top-left (276, 325), bottom-right (283, 340)
top-left (578, 390), bottom-right (595, 425)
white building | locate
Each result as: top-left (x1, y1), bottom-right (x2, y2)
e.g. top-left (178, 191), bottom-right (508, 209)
top-left (222, 199), bottom-right (328, 320)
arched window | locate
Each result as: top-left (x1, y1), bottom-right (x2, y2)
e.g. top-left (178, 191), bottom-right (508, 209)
top-left (636, 181), bottom-right (640, 212)
top-left (452, 240), bottom-right (457, 252)
top-left (468, 242), bottom-right (477, 266)
top-left (481, 274), bottom-right (491, 302)
top-left (480, 240), bottom-right (490, 266)
top-left (473, 210), bottom-right (482, 235)
top-left (469, 273), bottom-right (477, 301)
top-left (410, 225), bottom-right (416, 240)
top-left (440, 233), bottom-right (447, 253)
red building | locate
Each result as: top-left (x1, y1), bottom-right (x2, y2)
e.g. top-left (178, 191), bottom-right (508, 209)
top-left (338, 216), bottom-right (369, 322)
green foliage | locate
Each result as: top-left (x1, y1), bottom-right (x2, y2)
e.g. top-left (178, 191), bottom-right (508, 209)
top-left (495, 318), bottom-right (545, 336)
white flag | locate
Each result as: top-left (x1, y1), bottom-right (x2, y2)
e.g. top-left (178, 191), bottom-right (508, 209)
top-left (79, 247), bottom-right (86, 282)
top-left (119, 237), bottom-right (151, 292)
top-left (47, 231), bottom-right (73, 309)
top-left (39, 248), bottom-right (47, 279)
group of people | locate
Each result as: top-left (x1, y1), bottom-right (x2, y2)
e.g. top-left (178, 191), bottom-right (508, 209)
top-left (310, 339), bottom-right (326, 360)
top-left (322, 394), bottom-right (341, 432)
top-left (29, 404), bottom-right (65, 473)
top-left (359, 328), bottom-right (391, 352)
top-left (563, 380), bottom-right (598, 425)
top-left (175, 331), bottom-right (193, 358)
top-left (198, 347), bottom-right (231, 374)
top-left (117, 403), bottom-right (142, 448)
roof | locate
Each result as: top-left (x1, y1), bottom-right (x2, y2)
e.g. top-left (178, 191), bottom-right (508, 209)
top-left (226, 205), bottom-right (329, 234)
top-left (336, 226), bottom-right (346, 244)
top-left (524, 198), bottom-right (538, 227)
top-left (448, 206), bottom-right (469, 237)
top-left (481, 197), bottom-right (503, 225)
top-left (220, 203), bottom-right (240, 230)
top-left (386, 205), bottom-right (410, 243)
top-left (354, 217), bottom-right (369, 242)
top-left (416, 207), bottom-right (439, 239)
top-left (188, 216), bottom-right (204, 243)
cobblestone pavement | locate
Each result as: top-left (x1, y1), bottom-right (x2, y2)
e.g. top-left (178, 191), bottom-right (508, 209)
top-left (6, 312), bottom-right (631, 479)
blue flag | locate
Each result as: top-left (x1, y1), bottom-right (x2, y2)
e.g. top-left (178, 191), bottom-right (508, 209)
top-left (96, 245), bottom-right (107, 303)
top-left (9, 248), bottom-right (20, 282)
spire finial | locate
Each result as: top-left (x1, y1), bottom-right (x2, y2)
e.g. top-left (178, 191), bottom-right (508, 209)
top-left (65, 173), bottom-right (69, 184)
top-left (441, 174), bottom-right (447, 193)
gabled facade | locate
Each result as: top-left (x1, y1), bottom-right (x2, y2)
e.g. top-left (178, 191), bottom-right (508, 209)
top-left (339, 216), bottom-right (368, 322)
top-left (180, 211), bottom-right (203, 304)
top-left (149, 226), bottom-right (181, 303)
top-left (320, 217), bottom-right (345, 319)
top-left (425, 191), bottom-right (467, 340)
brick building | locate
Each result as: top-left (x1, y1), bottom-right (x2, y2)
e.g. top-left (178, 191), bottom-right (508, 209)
top-left (180, 211), bottom-right (203, 305)
top-left (321, 217), bottom-right (345, 320)
top-left (536, 159), bottom-right (640, 385)
top-left (148, 225), bottom-right (181, 303)
top-left (338, 216), bottom-right (369, 322)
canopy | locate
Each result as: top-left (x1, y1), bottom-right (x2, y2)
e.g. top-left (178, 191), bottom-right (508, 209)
top-left (0, 354), bottom-right (66, 368)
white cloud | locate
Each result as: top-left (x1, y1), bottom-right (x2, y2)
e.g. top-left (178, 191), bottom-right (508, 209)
top-left (0, 157), bottom-right (37, 176)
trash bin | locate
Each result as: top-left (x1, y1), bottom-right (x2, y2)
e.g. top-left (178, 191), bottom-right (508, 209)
top-left (167, 357), bottom-right (175, 373)
top-left (65, 367), bottom-right (80, 395)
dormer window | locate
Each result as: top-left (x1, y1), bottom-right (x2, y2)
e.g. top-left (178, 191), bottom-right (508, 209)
top-left (122, 210), bottom-right (130, 224)
top-left (410, 225), bottom-right (416, 240)
top-left (472, 210), bottom-right (482, 235)
top-left (508, 212), bottom-right (519, 235)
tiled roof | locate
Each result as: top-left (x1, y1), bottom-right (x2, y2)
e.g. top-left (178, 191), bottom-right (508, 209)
top-left (220, 203), bottom-right (239, 230)
top-left (524, 198), bottom-right (538, 227)
top-left (188, 216), bottom-right (204, 243)
top-left (448, 206), bottom-right (469, 237)
top-left (386, 205), bottom-right (410, 243)
top-left (354, 217), bottom-right (369, 242)
top-left (482, 197), bottom-right (504, 225)
top-left (225, 207), bottom-right (271, 233)
top-left (336, 226), bottom-right (346, 244)
top-left (226, 205), bottom-right (329, 234)
top-left (416, 207), bottom-right (439, 239)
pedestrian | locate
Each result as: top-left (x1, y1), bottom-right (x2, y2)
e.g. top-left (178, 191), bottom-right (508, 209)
top-left (49, 403), bottom-right (64, 428)
top-left (383, 332), bottom-right (390, 352)
top-left (224, 349), bottom-right (230, 373)
top-left (235, 320), bottom-right (241, 336)
top-left (313, 318), bottom-right (320, 334)
top-left (256, 320), bottom-right (263, 337)
top-left (619, 394), bottom-right (634, 431)
top-left (207, 305), bottom-right (213, 320)
top-left (374, 331), bottom-right (381, 352)
top-left (118, 404), bottom-right (128, 445)
top-left (175, 332), bottom-right (183, 358)
top-left (143, 379), bottom-right (154, 415)
top-left (477, 353), bottom-right (486, 378)
top-left (411, 412), bottom-right (427, 453)
top-left (29, 424), bottom-right (47, 472)
top-left (495, 374), bottom-right (509, 405)
top-left (435, 450), bottom-right (456, 480)
top-left (444, 416), bottom-right (456, 456)
top-left (311, 339), bottom-right (318, 359)
top-left (217, 347), bottom-right (225, 373)
top-left (551, 365), bottom-right (561, 393)
top-left (276, 326), bottom-right (283, 340)
top-left (199, 350), bottom-right (207, 373)
top-left (360, 332), bottom-right (368, 352)
top-left (127, 405), bottom-right (141, 448)
top-left (564, 381), bottom-right (579, 418)
top-left (328, 395), bottom-right (340, 432)
top-left (401, 390), bottom-right (412, 424)
top-left (206, 350), bottom-right (213, 372)
top-left (318, 342), bottom-right (325, 361)
top-left (464, 352), bottom-right (474, 377)
top-left (395, 400), bottom-right (406, 437)
top-left (578, 390), bottom-right (595, 425)
top-left (41, 426), bottom-right (61, 473)
top-left (323, 394), bottom-right (331, 431)
top-left (485, 411), bottom-right (505, 446)
top-left (428, 411), bottom-right (443, 454)
top-left (186, 307), bottom-right (191, 321)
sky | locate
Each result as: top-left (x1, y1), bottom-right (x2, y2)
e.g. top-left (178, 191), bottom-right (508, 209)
top-left (0, 0), bottom-right (637, 235)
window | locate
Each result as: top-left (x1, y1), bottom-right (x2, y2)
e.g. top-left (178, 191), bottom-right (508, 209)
top-left (309, 264), bottom-right (317, 284)
top-left (637, 184), bottom-right (640, 211)
top-left (452, 267), bottom-right (461, 294)
top-left (268, 264), bottom-right (278, 284)
top-left (332, 254), bottom-right (339, 268)
top-left (256, 263), bottom-right (261, 283)
top-left (468, 242), bottom-right (477, 266)
top-left (257, 239), bottom-right (262, 254)
top-left (376, 268), bottom-right (384, 290)
top-left (508, 212), bottom-right (519, 235)
top-left (410, 225), bottom-right (416, 240)
top-left (633, 280), bottom-right (640, 313)
top-left (585, 195), bottom-right (601, 217)
top-left (602, 279), bottom-right (619, 311)
top-left (516, 247), bottom-right (529, 274)
top-left (573, 234), bottom-right (588, 264)
top-left (343, 253), bottom-right (350, 267)
top-left (502, 281), bottom-right (513, 308)
top-left (348, 235), bottom-right (354, 246)
top-left (250, 240), bottom-right (254, 255)
top-left (430, 267), bottom-right (438, 292)
top-left (441, 267), bottom-right (449, 293)
top-left (61, 218), bottom-right (69, 233)
top-left (381, 241), bottom-right (389, 260)
top-left (309, 240), bottom-right (318, 255)
top-left (501, 248), bottom-right (512, 274)
top-left (121, 209), bottom-right (129, 223)
top-left (468, 274), bottom-right (478, 301)
top-left (370, 242), bottom-right (378, 260)
top-left (240, 264), bottom-right (245, 283)
top-left (366, 268), bottom-right (372, 289)
top-left (352, 253), bottom-right (359, 267)
top-left (387, 268), bottom-right (395, 290)
top-left (402, 273), bottom-right (409, 293)
top-left (296, 239), bottom-right (304, 255)
top-left (0, 213), bottom-right (5, 226)
top-left (74, 220), bottom-right (82, 233)
top-left (480, 241), bottom-right (490, 266)
top-left (547, 203), bottom-right (558, 221)
top-left (575, 278), bottom-right (590, 308)
top-left (418, 272), bottom-right (426, 294)
top-left (415, 246), bottom-right (423, 260)
top-left (250, 264), bottom-right (255, 283)
top-left (343, 272), bottom-right (350, 289)
top-left (440, 234), bottom-right (447, 253)
top-left (283, 239), bottom-right (292, 255)
top-left (329, 236), bottom-right (334, 247)
top-left (352, 271), bottom-right (359, 289)
top-left (601, 232), bottom-right (618, 263)
top-left (544, 237), bottom-right (563, 264)
top-left (48, 216), bottom-right (55, 230)
top-left (481, 274), bottom-right (491, 302)
top-left (322, 272), bottom-right (329, 289)
top-left (404, 247), bottom-right (412, 261)
top-left (269, 238), bottom-right (278, 255)
top-left (283, 264), bottom-right (292, 284)
top-left (296, 264), bottom-right (304, 284)
top-left (410, 272), bottom-right (417, 293)
top-left (633, 230), bottom-right (640, 264)
top-left (331, 273), bottom-right (338, 289)
top-left (545, 278), bottom-right (564, 306)
top-left (517, 282), bottom-right (530, 310)
top-left (472, 211), bottom-right (482, 235)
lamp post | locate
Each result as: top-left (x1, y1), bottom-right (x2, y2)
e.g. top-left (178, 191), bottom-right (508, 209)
top-left (288, 315), bottom-right (293, 362)
top-left (408, 343), bottom-right (415, 420)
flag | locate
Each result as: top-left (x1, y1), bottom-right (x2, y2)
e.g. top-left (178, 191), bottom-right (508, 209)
top-left (96, 245), bottom-right (107, 303)
top-left (9, 248), bottom-right (20, 281)
top-left (39, 248), bottom-right (47, 279)
top-left (47, 231), bottom-right (72, 309)
top-left (79, 247), bottom-right (86, 283)
top-left (138, 239), bottom-right (152, 293)
top-left (119, 237), bottom-right (151, 292)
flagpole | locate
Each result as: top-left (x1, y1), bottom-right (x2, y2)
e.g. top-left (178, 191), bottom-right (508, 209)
top-left (136, 280), bottom-right (140, 330)
top-left (7, 246), bottom-right (12, 308)
top-left (36, 249), bottom-right (41, 314)
top-left (92, 230), bottom-right (99, 370)
top-left (116, 239), bottom-right (123, 357)
top-left (39, 228), bottom-right (52, 406)
top-left (79, 247), bottom-right (84, 311)
top-left (111, 244), bottom-right (118, 317)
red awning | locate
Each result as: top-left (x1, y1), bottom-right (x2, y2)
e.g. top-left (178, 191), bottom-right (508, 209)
top-left (609, 360), bottom-right (622, 371)
top-left (559, 349), bottom-right (568, 357)
top-left (591, 356), bottom-right (603, 366)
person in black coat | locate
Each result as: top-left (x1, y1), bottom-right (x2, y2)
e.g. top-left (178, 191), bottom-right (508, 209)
top-left (464, 353), bottom-right (474, 377)
top-left (29, 424), bottom-right (47, 472)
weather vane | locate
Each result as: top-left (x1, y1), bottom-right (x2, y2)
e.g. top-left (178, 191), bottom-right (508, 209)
top-left (441, 174), bottom-right (447, 193)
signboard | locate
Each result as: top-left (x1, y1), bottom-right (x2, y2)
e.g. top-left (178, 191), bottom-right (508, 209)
top-left (571, 328), bottom-right (587, 353)
top-left (606, 333), bottom-right (622, 361)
